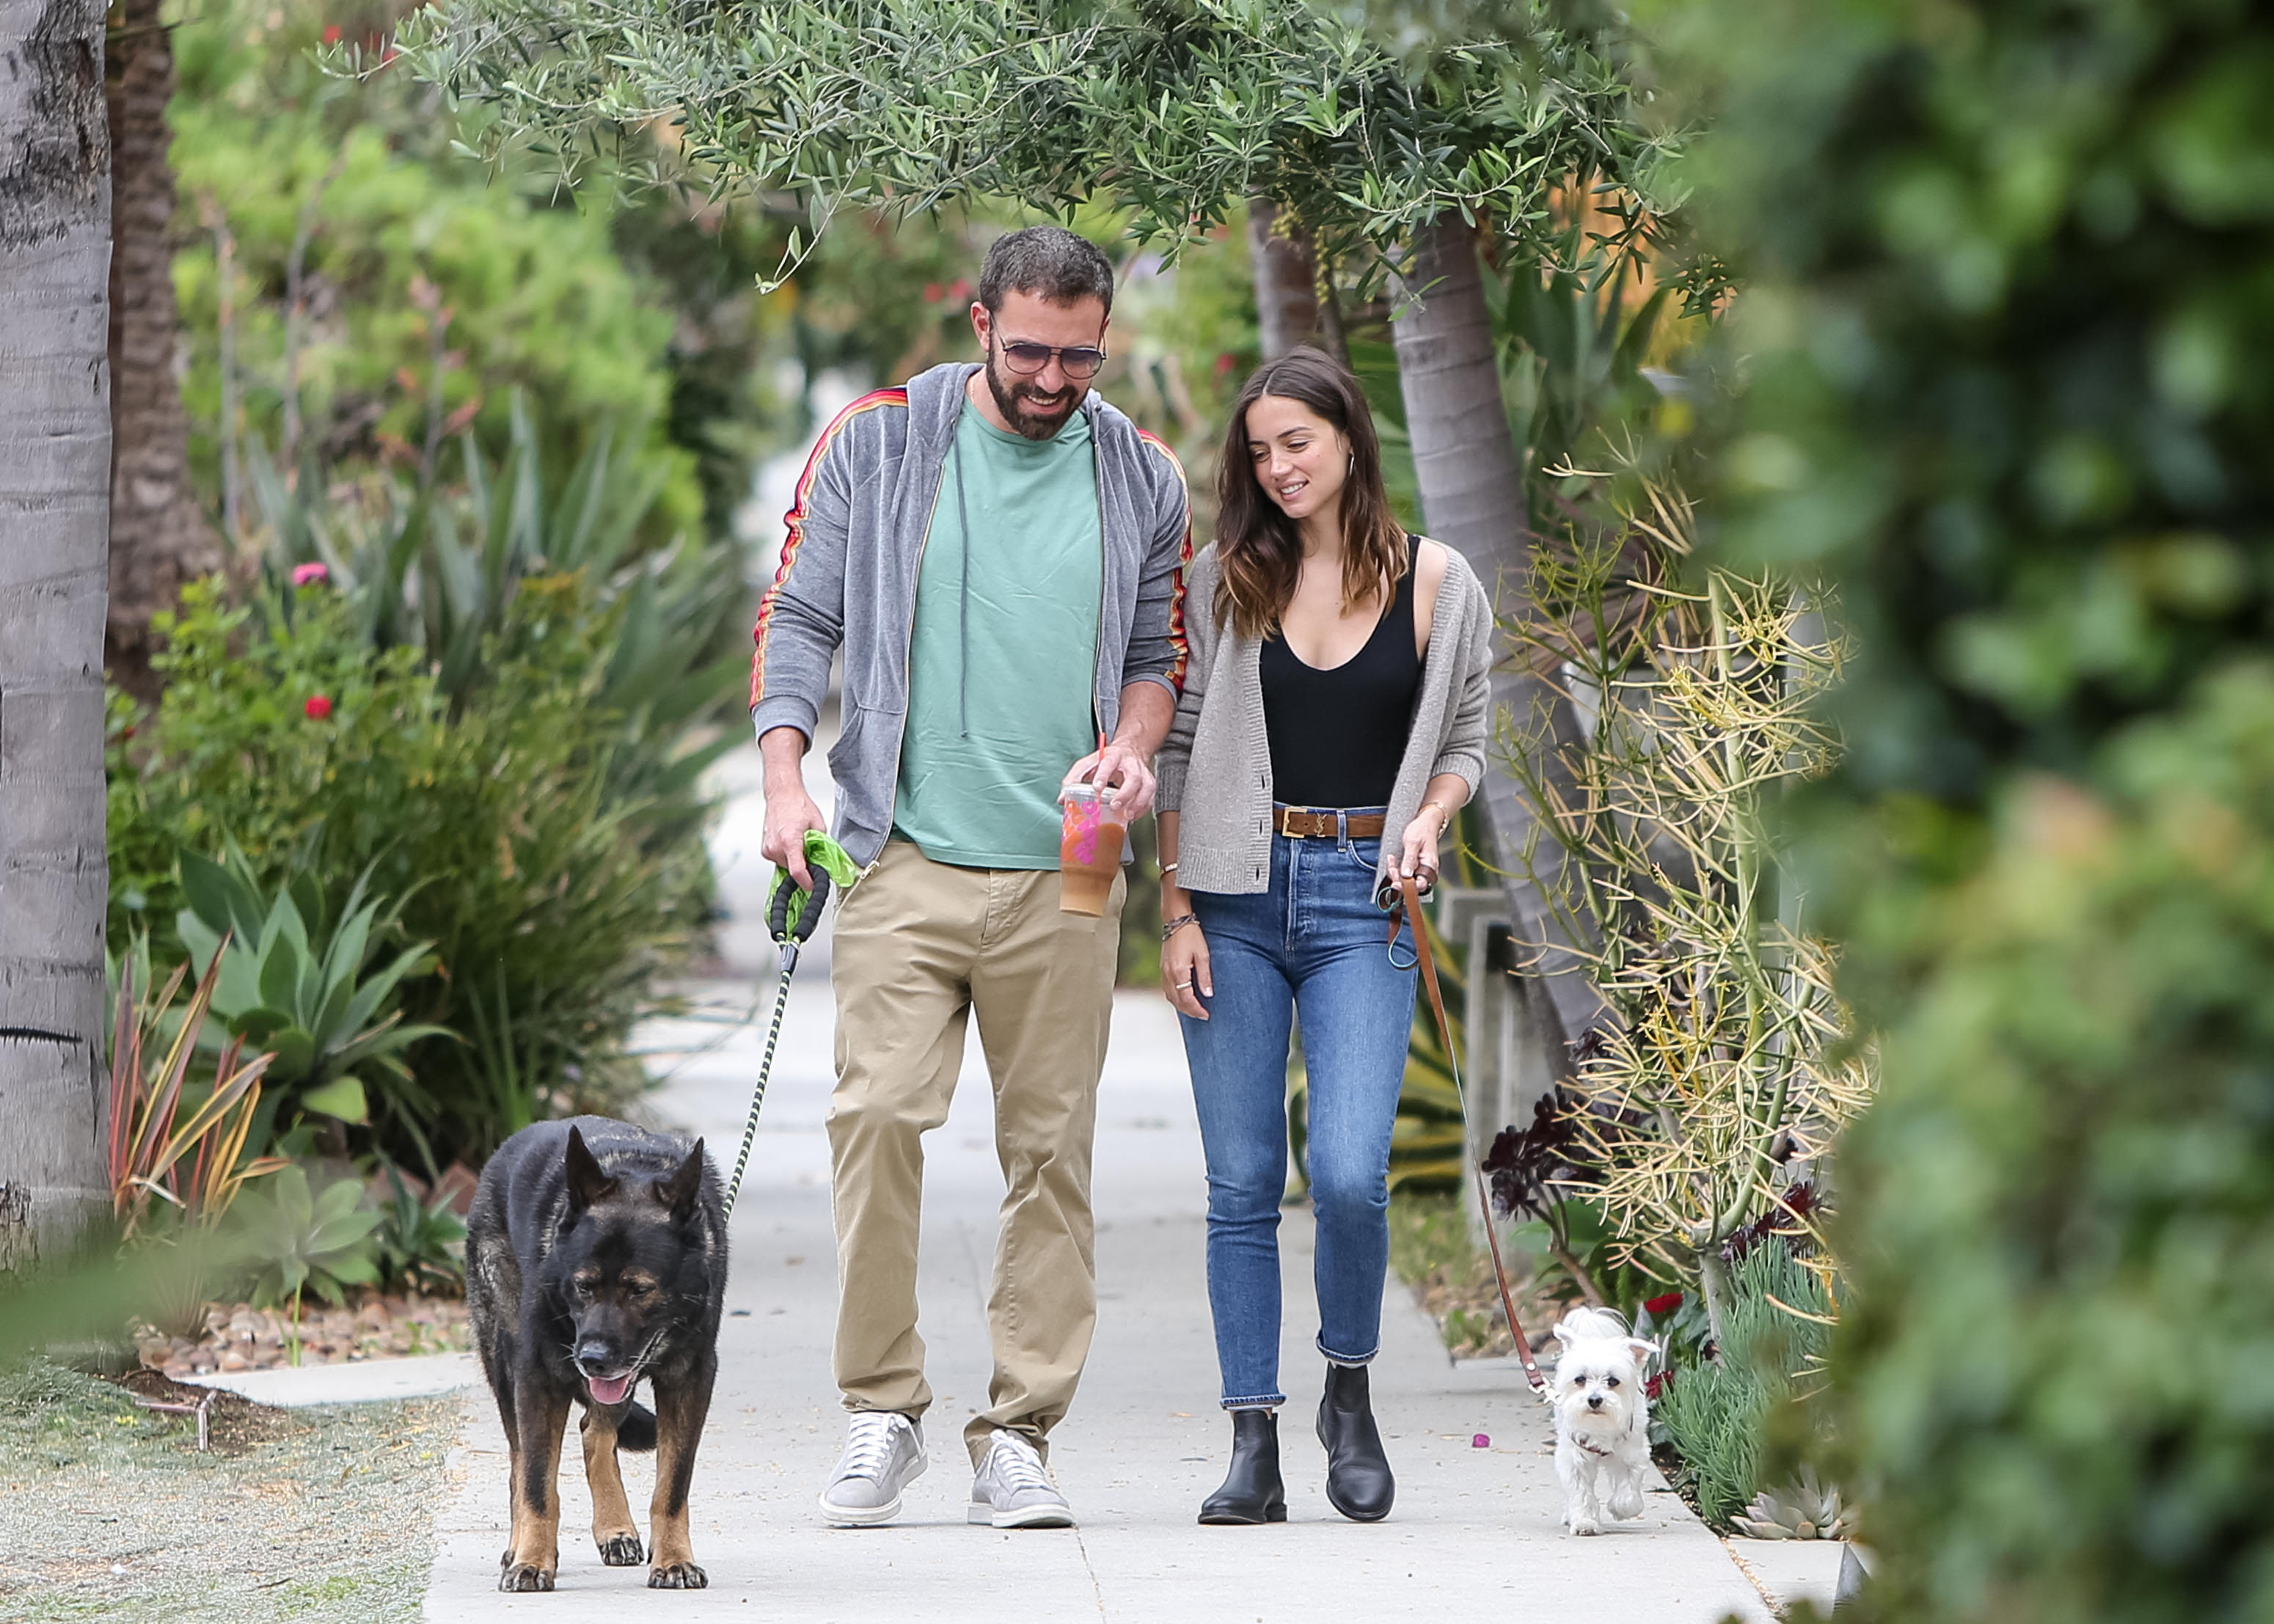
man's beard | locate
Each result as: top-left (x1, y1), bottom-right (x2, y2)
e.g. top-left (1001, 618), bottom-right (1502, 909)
top-left (984, 351), bottom-right (1080, 441)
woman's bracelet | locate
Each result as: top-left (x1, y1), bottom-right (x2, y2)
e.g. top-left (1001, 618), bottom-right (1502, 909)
top-left (1419, 800), bottom-right (1455, 830)
top-left (1160, 913), bottom-right (1198, 942)
top-left (1158, 860), bottom-right (1178, 875)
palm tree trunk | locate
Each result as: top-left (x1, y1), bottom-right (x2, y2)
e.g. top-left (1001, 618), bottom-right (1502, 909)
top-left (1392, 214), bottom-right (1604, 1061)
top-left (1246, 197), bottom-right (1321, 361)
top-left (0, 0), bottom-right (116, 1273)
top-left (105, 0), bottom-right (217, 708)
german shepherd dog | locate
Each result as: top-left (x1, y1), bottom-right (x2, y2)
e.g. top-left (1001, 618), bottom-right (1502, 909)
top-left (467, 1118), bottom-right (726, 1591)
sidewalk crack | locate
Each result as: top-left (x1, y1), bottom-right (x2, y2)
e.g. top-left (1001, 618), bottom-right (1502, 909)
top-left (1073, 1524), bottom-right (1108, 1620)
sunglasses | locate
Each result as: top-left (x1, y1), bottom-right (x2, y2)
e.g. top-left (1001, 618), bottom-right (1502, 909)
top-left (996, 338), bottom-right (1108, 381)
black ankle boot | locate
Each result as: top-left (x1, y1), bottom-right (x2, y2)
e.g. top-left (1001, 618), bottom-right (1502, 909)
top-left (1198, 1408), bottom-right (1286, 1524)
top-left (1317, 1364), bottom-right (1394, 1521)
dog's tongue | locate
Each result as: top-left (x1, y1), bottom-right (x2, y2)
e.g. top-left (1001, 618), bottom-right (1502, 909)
top-left (588, 1373), bottom-right (634, 1406)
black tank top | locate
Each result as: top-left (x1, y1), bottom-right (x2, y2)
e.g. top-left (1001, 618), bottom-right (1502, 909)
top-left (1260, 535), bottom-right (1423, 809)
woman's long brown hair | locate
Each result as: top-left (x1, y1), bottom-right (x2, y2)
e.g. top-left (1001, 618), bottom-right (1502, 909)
top-left (1213, 345), bottom-right (1409, 640)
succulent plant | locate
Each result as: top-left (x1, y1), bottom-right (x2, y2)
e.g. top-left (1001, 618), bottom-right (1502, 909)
top-left (1732, 1463), bottom-right (1854, 1541)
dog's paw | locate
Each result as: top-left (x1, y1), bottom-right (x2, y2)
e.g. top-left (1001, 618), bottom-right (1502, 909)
top-left (597, 1532), bottom-right (646, 1566)
top-left (648, 1561), bottom-right (709, 1590)
top-left (499, 1562), bottom-right (556, 1592)
top-left (1568, 1517), bottom-right (1601, 1537)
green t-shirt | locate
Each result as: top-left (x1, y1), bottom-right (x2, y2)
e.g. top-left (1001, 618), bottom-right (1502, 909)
top-left (892, 406), bottom-right (1103, 868)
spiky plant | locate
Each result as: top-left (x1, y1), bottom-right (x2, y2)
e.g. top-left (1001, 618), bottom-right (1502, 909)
top-left (1502, 445), bottom-right (1873, 1339)
top-left (1733, 1463), bottom-right (1855, 1542)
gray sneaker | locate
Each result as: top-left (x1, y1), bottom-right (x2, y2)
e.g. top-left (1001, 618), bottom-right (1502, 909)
top-left (819, 1411), bottom-right (926, 1527)
top-left (968, 1429), bottom-right (1073, 1529)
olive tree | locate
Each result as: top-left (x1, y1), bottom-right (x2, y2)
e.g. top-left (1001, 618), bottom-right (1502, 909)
top-left (399, 0), bottom-right (1678, 1056)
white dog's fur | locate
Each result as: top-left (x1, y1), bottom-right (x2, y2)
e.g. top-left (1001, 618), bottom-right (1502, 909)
top-left (1549, 1306), bottom-right (1656, 1535)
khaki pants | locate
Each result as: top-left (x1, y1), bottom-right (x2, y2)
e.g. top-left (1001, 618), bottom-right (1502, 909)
top-left (827, 839), bottom-right (1125, 1464)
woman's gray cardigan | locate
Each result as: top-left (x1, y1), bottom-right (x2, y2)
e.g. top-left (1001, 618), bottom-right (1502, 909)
top-left (1155, 541), bottom-right (1497, 894)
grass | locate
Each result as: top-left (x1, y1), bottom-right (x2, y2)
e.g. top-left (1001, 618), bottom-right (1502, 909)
top-left (0, 1358), bottom-right (458, 1622)
top-left (1388, 1190), bottom-right (1569, 1360)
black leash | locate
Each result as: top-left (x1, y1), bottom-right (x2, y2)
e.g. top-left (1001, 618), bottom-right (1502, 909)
top-left (720, 867), bottom-right (832, 1218)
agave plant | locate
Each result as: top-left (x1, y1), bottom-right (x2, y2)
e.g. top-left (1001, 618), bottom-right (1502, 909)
top-left (1733, 1463), bottom-right (1856, 1542)
top-left (236, 1166), bottom-right (385, 1314)
top-left (175, 842), bottom-right (450, 1133)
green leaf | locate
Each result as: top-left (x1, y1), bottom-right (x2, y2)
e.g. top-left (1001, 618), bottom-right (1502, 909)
top-left (300, 1075), bottom-right (369, 1124)
top-left (178, 849), bottom-right (239, 937)
top-left (258, 929), bottom-right (304, 1017)
top-left (267, 1026), bottom-right (318, 1085)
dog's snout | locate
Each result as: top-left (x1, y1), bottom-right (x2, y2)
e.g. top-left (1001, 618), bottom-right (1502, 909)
top-left (574, 1339), bottom-right (616, 1375)
top-left (1586, 1392), bottom-right (1604, 1409)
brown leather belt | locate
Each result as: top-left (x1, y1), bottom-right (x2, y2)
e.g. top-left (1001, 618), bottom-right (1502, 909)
top-left (1273, 808), bottom-right (1387, 840)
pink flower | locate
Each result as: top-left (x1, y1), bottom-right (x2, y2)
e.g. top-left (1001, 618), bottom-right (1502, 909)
top-left (1471, 1433), bottom-right (1491, 1449)
top-left (922, 282), bottom-right (944, 304)
top-left (945, 278), bottom-right (972, 304)
top-left (304, 695), bottom-right (333, 720)
top-left (321, 23), bottom-right (341, 43)
top-left (291, 561), bottom-right (329, 587)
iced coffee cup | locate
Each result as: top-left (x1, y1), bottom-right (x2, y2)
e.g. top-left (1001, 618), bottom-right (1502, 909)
top-left (1059, 782), bottom-right (1125, 916)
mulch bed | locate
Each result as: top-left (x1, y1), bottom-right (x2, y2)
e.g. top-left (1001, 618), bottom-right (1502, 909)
top-left (107, 1369), bottom-right (301, 1455)
top-left (134, 1291), bottom-right (470, 1379)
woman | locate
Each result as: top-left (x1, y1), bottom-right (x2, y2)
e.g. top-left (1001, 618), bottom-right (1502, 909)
top-left (1154, 345), bottom-right (1494, 1525)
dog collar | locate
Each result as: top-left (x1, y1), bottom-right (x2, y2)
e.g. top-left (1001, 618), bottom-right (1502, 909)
top-left (1576, 1439), bottom-right (1613, 1458)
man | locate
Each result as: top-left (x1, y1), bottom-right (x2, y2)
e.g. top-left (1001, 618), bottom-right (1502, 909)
top-left (750, 225), bottom-right (1189, 1530)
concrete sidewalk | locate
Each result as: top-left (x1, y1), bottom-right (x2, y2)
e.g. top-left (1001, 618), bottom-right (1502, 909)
top-left (420, 960), bottom-right (1775, 1623)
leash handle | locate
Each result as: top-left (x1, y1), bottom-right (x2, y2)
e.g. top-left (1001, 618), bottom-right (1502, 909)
top-left (1393, 870), bottom-right (1549, 1394)
top-left (767, 866), bottom-right (832, 949)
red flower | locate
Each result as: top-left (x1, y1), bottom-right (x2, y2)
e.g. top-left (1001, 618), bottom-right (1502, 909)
top-left (1215, 351), bottom-right (1237, 377)
top-left (923, 282), bottom-right (944, 304)
top-left (1645, 1371), bottom-right (1672, 1401)
top-left (1643, 1292), bottom-right (1683, 1317)
top-left (321, 23), bottom-right (341, 43)
top-left (304, 695), bottom-right (334, 720)
top-left (946, 278), bottom-right (972, 304)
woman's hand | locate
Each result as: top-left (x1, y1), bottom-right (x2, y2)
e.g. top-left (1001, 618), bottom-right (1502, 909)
top-left (1162, 914), bottom-right (1212, 1020)
top-left (1392, 803), bottom-right (1448, 893)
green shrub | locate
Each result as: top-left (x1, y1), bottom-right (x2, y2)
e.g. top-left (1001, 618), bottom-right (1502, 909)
top-left (1653, 1240), bottom-right (1832, 1531)
top-left (1683, 0), bottom-right (2274, 1617)
top-left (111, 571), bottom-right (720, 1169)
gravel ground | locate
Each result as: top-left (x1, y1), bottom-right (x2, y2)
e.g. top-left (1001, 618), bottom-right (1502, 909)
top-left (0, 1359), bottom-right (458, 1623)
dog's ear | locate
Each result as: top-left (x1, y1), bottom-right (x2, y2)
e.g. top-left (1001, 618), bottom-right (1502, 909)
top-left (564, 1125), bottom-right (620, 1215)
top-left (654, 1138), bottom-right (706, 1224)
top-left (1551, 1321), bottom-right (1581, 1349)
top-left (1625, 1338), bottom-right (1657, 1364)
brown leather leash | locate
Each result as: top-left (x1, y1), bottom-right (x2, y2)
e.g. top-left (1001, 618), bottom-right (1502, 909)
top-left (1390, 870), bottom-right (1549, 1394)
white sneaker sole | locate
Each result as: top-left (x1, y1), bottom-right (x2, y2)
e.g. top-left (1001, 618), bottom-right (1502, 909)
top-left (820, 1453), bottom-right (926, 1527)
top-left (821, 1491), bottom-right (905, 1527)
top-left (968, 1500), bottom-right (1075, 1529)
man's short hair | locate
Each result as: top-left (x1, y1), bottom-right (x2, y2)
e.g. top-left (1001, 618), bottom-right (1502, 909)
top-left (978, 226), bottom-right (1116, 318)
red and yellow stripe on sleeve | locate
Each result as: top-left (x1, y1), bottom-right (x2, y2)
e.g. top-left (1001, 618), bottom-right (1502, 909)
top-left (749, 387), bottom-right (908, 711)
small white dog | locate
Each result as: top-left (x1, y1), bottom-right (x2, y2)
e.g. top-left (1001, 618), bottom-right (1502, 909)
top-left (1549, 1306), bottom-right (1656, 1536)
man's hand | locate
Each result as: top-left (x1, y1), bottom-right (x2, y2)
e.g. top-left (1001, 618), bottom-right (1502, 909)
top-left (1064, 736), bottom-right (1157, 821)
top-left (759, 725), bottom-right (827, 890)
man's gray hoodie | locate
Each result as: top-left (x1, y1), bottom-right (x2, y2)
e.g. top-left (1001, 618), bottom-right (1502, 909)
top-left (748, 362), bottom-right (1191, 867)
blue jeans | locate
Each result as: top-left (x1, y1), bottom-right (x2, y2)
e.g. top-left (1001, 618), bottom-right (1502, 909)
top-left (1178, 819), bottom-right (1419, 1409)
